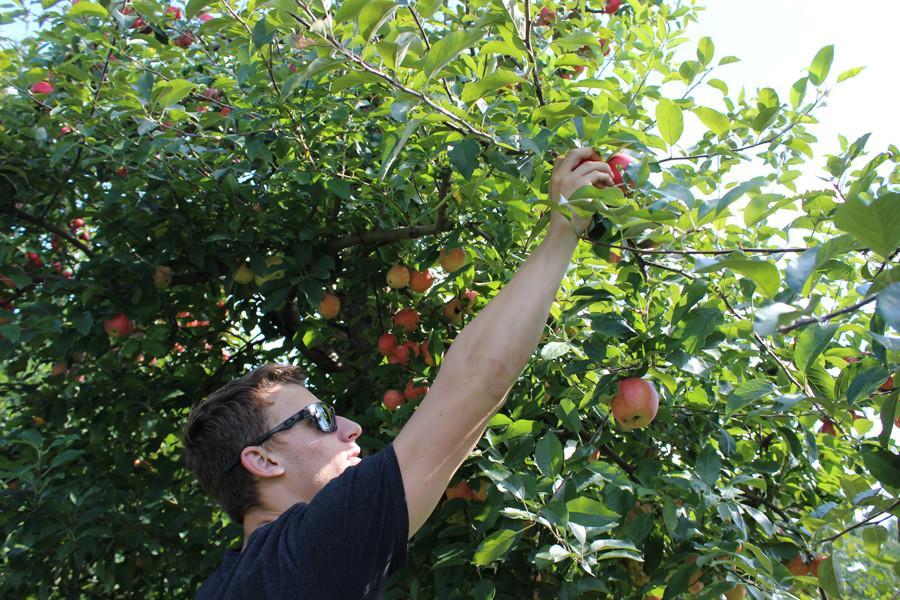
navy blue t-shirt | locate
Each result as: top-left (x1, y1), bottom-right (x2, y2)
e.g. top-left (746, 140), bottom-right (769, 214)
top-left (196, 445), bottom-right (409, 600)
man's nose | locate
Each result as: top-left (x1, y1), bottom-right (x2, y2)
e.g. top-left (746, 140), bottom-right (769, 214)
top-left (336, 416), bottom-right (362, 443)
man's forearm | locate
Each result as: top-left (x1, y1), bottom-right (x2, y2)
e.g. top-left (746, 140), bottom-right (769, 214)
top-left (439, 222), bottom-right (580, 399)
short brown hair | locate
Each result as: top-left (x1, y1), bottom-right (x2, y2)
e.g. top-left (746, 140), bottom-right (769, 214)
top-left (182, 364), bottom-right (307, 523)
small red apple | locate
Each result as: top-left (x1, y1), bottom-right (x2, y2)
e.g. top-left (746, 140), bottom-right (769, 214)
top-left (879, 375), bottom-right (894, 392)
top-left (535, 6), bottom-right (556, 26)
top-left (461, 290), bottom-right (478, 314)
top-left (819, 419), bottom-right (836, 435)
top-left (393, 308), bottom-right (419, 332)
top-left (26, 252), bottom-right (43, 268)
top-left (443, 298), bottom-right (463, 325)
top-left (611, 378), bottom-right (659, 430)
top-left (383, 389), bottom-right (405, 410)
top-left (786, 554), bottom-right (809, 576)
top-left (198, 13), bottom-right (213, 22)
top-left (104, 312), bottom-right (135, 338)
top-left (377, 333), bottom-right (397, 356)
top-left (153, 265), bottom-right (173, 289)
top-left (386, 264), bottom-right (410, 289)
top-left (115, 166), bottom-right (128, 177)
top-left (30, 81), bottom-right (54, 94)
top-left (605, 0), bottom-right (622, 14)
top-left (808, 555), bottom-right (826, 577)
top-left (220, 107), bottom-right (232, 117)
top-left (318, 293), bottom-right (340, 319)
top-left (164, 5), bottom-right (182, 19)
top-left (608, 251), bottom-right (621, 263)
top-left (607, 152), bottom-right (634, 189)
top-left (388, 344), bottom-right (410, 365)
top-left (409, 269), bottom-right (434, 293)
top-left (404, 380), bottom-right (429, 400)
top-left (445, 480), bottom-right (473, 501)
top-left (439, 247), bottom-right (467, 273)
top-left (173, 31), bottom-right (194, 48)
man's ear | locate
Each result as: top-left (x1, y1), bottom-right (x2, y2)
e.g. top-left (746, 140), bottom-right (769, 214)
top-left (240, 446), bottom-right (285, 479)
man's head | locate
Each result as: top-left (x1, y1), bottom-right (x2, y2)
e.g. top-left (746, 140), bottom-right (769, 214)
top-left (183, 364), bottom-right (362, 523)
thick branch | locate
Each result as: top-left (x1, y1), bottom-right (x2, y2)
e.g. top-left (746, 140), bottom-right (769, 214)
top-left (592, 242), bottom-right (809, 256)
top-left (522, 0), bottom-right (546, 107)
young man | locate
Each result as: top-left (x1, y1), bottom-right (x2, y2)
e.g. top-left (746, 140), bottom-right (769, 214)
top-left (183, 148), bottom-right (616, 599)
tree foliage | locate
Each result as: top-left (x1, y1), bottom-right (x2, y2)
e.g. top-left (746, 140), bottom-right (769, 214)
top-left (1, 0), bottom-right (898, 598)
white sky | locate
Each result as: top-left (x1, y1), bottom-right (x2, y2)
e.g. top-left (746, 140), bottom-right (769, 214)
top-left (684, 0), bottom-right (899, 159)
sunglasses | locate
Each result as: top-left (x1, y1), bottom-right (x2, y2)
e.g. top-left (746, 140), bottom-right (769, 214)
top-left (224, 401), bottom-right (337, 474)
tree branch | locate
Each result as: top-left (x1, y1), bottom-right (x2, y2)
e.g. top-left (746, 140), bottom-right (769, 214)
top-left (813, 499), bottom-right (900, 546)
top-left (778, 296), bottom-right (877, 334)
top-left (288, 9), bottom-right (497, 145)
top-left (5, 204), bottom-right (95, 257)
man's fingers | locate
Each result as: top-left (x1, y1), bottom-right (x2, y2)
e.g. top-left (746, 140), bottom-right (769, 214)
top-left (573, 159), bottom-right (613, 178)
top-left (586, 171), bottom-right (615, 189)
top-left (559, 147), bottom-right (601, 172)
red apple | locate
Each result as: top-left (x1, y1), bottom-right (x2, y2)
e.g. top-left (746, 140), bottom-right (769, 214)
top-left (608, 251), bottom-right (621, 263)
top-left (198, 13), bottom-right (213, 22)
top-left (104, 312), bottom-right (135, 338)
top-left (786, 554), bottom-right (809, 576)
top-left (439, 247), bottom-right (467, 273)
top-left (607, 152), bottom-right (634, 189)
top-left (605, 0), bottom-right (622, 14)
top-left (383, 389), bottom-right (405, 410)
top-left (393, 308), bottom-right (419, 332)
top-left (26, 252), bottom-right (43, 268)
top-left (409, 269), bottom-right (434, 293)
top-left (30, 81), bottom-right (54, 94)
top-left (443, 298), bottom-right (463, 325)
top-left (723, 584), bottom-right (746, 600)
top-left (808, 555), bottom-right (825, 577)
top-left (445, 480), bottom-right (473, 501)
top-left (386, 264), bottom-right (410, 289)
top-left (535, 6), bottom-right (556, 26)
top-left (220, 107), bottom-right (232, 117)
top-left (819, 419), bottom-right (836, 435)
top-left (377, 333), bottom-right (397, 356)
top-left (388, 344), bottom-right (410, 365)
top-left (173, 31), bottom-right (194, 48)
top-left (318, 293), bottom-right (340, 319)
top-left (879, 375), bottom-right (894, 392)
top-left (153, 266), bottom-right (173, 289)
top-left (611, 378), bottom-right (659, 430)
top-left (404, 379), bottom-right (429, 400)
top-left (461, 290), bottom-right (478, 314)
top-left (164, 5), bottom-right (181, 19)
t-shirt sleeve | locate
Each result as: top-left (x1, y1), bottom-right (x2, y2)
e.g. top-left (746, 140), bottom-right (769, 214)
top-left (282, 444), bottom-right (409, 598)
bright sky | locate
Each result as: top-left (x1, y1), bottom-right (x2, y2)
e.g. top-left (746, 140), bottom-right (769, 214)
top-left (684, 0), bottom-right (900, 160)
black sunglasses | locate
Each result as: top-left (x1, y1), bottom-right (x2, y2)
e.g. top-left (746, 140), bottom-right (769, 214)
top-left (224, 401), bottom-right (337, 474)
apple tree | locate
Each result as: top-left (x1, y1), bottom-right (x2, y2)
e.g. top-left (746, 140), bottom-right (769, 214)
top-left (1, 0), bottom-right (898, 598)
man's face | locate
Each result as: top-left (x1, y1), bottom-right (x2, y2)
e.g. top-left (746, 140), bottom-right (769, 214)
top-left (260, 383), bottom-right (362, 501)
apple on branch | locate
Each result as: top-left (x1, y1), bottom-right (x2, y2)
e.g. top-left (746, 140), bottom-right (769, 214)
top-left (439, 247), bottom-right (467, 273)
top-left (611, 377), bottom-right (659, 430)
top-left (386, 264), bottom-right (410, 289)
top-left (318, 293), bottom-right (340, 320)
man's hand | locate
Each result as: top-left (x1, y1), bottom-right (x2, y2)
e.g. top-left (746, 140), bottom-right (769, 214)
top-left (549, 147), bottom-right (615, 237)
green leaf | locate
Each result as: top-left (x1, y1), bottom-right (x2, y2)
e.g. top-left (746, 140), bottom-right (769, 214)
top-left (696, 36), bottom-right (714, 66)
top-left (566, 497), bottom-right (620, 528)
top-left (741, 504), bottom-right (774, 536)
top-left (540, 341), bottom-right (573, 360)
top-left (845, 366), bottom-right (889, 405)
top-left (695, 444), bottom-right (720, 486)
top-left (424, 28), bottom-right (483, 79)
top-left (818, 555), bottom-right (843, 598)
top-left (877, 283), bottom-right (900, 331)
top-left (679, 307), bottom-right (722, 353)
top-left (358, 0), bottom-right (396, 41)
top-left (861, 445), bottom-right (900, 488)
top-left (535, 432), bottom-right (564, 478)
top-left (793, 324), bottom-right (838, 373)
top-left (334, 0), bottom-right (369, 23)
top-left (837, 66), bottom-right (865, 82)
top-left (693, 106), bottom-right (730, 136)
top-left (153, 79), bottom-right (195, 108)
top-left (726, 379), bottom-right (776, 415)
top-left (790, 77), bottom-right (808, 108)
top-left (448, 138), bottom-right (479, 179)
top-left (833, 193), bottom-right (900, 259)
top-left (185, 0), bottom-right (213, 19)
top-left (695, 257), bottom-right (781, 298)
top-left (251, 16), bottom-right (276, 50)
top-left (656, 98), bottom-right (683, 146)
top-left (472, 529), bottom-right (518, 566)
top-left (69, 1), bottom-right (108, 17)
top-left (808, 44), bottom-right (834, 85)
top-left (461, 71), bottom-right (525, 103)
top-left (879, 391), bottom-right (898, 447)
top-left (379, 118), bottom-right (422, 181)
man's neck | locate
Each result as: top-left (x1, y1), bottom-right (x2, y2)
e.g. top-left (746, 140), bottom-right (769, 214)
top-left (241, 507), bottom-right (284, 550)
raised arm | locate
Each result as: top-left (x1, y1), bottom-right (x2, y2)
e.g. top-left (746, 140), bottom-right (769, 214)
top-left (393, 148), bottom-right (615, 537)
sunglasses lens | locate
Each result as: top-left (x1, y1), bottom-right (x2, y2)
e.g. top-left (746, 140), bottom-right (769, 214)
top-left (315, 403), bottom-right (337, 432)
